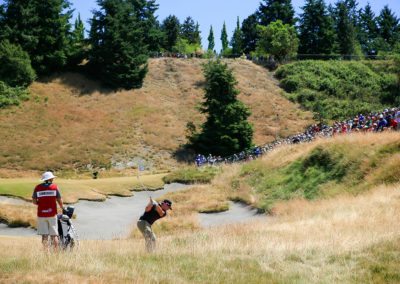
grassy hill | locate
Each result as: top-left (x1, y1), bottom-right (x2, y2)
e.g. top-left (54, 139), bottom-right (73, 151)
top-left (0, 58), bottom-right (313, 177)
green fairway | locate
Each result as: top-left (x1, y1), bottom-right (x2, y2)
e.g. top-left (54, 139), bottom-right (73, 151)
top-left (0, 173), bottom-right (166, 203)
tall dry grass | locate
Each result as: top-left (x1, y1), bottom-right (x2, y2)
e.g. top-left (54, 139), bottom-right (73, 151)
top-left (1, 183), bottom-right (399, 283)
top-left (0, 58), bottom-right (313, 176)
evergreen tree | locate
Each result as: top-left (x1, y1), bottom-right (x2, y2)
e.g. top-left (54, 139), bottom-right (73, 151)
top-left (220, 22), bottom-right (229, 52)
top-left (336, 1), bottom-right (357, 58)
top-left (66, 13), bottom-right (87, 67)
top-left (181, 16), bottom-right (197, 44)
top-left (298, 0), bottom-right (335, 56)
top-left (1, 0), bottom-right (73, 74)
top-left (241, 13), bottom-right (259, 54)
top-left (190, 60), bottom-right (253, 156)
top-left (257, 0), bottom-right (295, 26)
top-left (161, 15), bottom-right (180, 52)
top-left (377, 5), bottom-right (400, 47)
top-left (231, 17), bottom-right (243, 56)
top-left (207, 26), bottom-right (215, 51)
top-left (194, 22), bottom-right (202, 46)
top-left (342, 0), bottom-right (358, 24)
top-left (129, 0), bottom-right (162, 52)
top-left (88, 0), bottom-right (148, 89)
top-left (358, 3), bottom-right (378, 55)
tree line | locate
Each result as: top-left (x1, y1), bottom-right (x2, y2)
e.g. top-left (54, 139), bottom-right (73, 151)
top-left (0, 0), bottom-right (399, 95)
top-left (229, 0), bottom-right (400, 61)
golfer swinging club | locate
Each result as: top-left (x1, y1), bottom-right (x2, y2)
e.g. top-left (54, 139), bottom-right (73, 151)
top-left (137, 197), bottom-right (172, 252)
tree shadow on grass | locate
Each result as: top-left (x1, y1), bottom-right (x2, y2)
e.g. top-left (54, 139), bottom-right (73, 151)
top-left (172, 144), bottom-right (196, 164)
top-left (36, 65), bottom-right (134, 96)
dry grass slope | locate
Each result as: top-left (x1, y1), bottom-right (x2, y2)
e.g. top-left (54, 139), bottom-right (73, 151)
top-left (0, 58), bottom-right (313, 177)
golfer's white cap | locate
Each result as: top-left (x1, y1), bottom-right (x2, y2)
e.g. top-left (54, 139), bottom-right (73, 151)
top-left (40, 171), bottom-right (56, 181)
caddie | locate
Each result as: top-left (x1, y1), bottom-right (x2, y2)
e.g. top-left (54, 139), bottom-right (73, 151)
top-left (32, 171), bottom-right (64, 251)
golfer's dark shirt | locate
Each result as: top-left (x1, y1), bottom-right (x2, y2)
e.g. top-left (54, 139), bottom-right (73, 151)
top-left (139, 204), bottom-right (166, 225)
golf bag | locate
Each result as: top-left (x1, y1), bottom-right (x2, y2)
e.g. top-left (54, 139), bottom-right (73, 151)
top-left (57, 206), bottom-right (79, 250)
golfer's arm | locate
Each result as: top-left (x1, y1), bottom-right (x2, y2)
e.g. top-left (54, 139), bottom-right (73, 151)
top-left (32, 198), bottom-right (38, 205)
top-left (155, 205), bottom-right (165, 217)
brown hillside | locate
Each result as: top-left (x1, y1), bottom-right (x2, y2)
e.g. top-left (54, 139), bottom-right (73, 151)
top-left (0, 58), bottom-right (313, 176)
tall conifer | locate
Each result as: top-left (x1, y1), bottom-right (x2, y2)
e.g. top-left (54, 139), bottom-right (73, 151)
top-left (241, 13), bottom-right (259, 54)
top-left (88, 0), bottom-right (148, 89)
top-left (161, 15), bottom-right (180, 52)
top-left (298, 0), bottom-right (335, 56)
top-left (358, 3), bottom-right (378, 55)
top-left (336, 1), bottom-right (357, 58)
top-left (207, 26), bottom-right (215, 51)
top-left (258, 0), bottom-right (295, 26)
top-left (1, 0), bottom-right (73, 74)
top-left (190, 60), bottom-right (253, 156)
top-left (231, 17), bottom-right (243, 56)
top-left (220, 22), bottom-right (228, 52)
top-left (377, 5), bottom-right (400, 47)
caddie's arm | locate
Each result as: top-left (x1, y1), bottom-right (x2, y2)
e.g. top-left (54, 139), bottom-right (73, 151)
top-left (56, 190), bottom-right (64, 211)
top-left (32, 191), bottom-right (38, 205)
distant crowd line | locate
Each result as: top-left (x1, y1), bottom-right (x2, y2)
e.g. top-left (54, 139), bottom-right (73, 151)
top-left (195, 107), bottom-right (400, 167)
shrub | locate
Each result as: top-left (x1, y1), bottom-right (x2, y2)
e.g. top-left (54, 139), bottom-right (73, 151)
top-left (275, 60), bottom-right (397, 120)
top-left (0, 81), bottom-right (29, 108)
top-left (0, 40), bottom-right (36, 87)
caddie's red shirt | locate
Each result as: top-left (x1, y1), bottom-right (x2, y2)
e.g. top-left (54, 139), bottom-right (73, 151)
top-left (32, 183), bottom-right (61, 217)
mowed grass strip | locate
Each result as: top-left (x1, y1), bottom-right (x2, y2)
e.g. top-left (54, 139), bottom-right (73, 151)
top-left (0, 173), bottom-right (165, 202)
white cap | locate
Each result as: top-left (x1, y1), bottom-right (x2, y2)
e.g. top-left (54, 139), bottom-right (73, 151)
top-left (40, 171), bottom-right (56, 181)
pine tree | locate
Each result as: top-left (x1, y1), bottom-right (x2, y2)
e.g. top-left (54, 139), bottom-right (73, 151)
top-left (377, 5), bottom-right (400, 47)
top-left (230, 17), bottom-right (243, 56)
top-left (241, 13), bottom-right (259, 54)
top-left (220, 22), bottom-right (228, 52)
top-left (161, 15), bottom-right (180, 52)
top-left (190, 60), bottom-right (253, 156)
top-left (336, 1), bottom-right (357, 58)
top-left (257, 0), bottom-right (295, 26)
top-left (207, 26), bottom-right (215, 51)
top-left (298, 0), bottom-right (335, 56)
top-left (88, 0), bottom-right (148, 89)
top-left (194, 22), bottom-right (202, 46)
top-left (1, 0), bottom-right (73, 74)
top-left (66, 13), bottom-right (86, 68)
top-left (181, 16), bottom-right (197, 44)
top-left (129, 0), bottom-right (162, 52)
top-left (358, 3), bottom-right (378, 55)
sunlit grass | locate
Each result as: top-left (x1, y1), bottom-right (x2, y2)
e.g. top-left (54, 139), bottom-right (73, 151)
top-left (0, 58), bottom-right (313, 176)
top-left (1, 183), bottom-right (399, 283)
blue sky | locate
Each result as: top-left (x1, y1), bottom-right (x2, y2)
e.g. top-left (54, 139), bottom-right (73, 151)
top-left (1, 0), bottom-right (399, 51)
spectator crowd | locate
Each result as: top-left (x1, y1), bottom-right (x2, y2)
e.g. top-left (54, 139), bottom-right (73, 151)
top-left (195, 107), bottom-right (400, 166)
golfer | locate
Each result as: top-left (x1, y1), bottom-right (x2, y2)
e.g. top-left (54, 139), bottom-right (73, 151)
top-left (137, 197), bottom-right (172, 252)
top-left (32, 171), bottom-right (64, 251)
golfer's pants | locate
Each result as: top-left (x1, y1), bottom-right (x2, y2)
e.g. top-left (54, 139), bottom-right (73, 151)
top-left (137, 220), bottom-right (156, 252)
